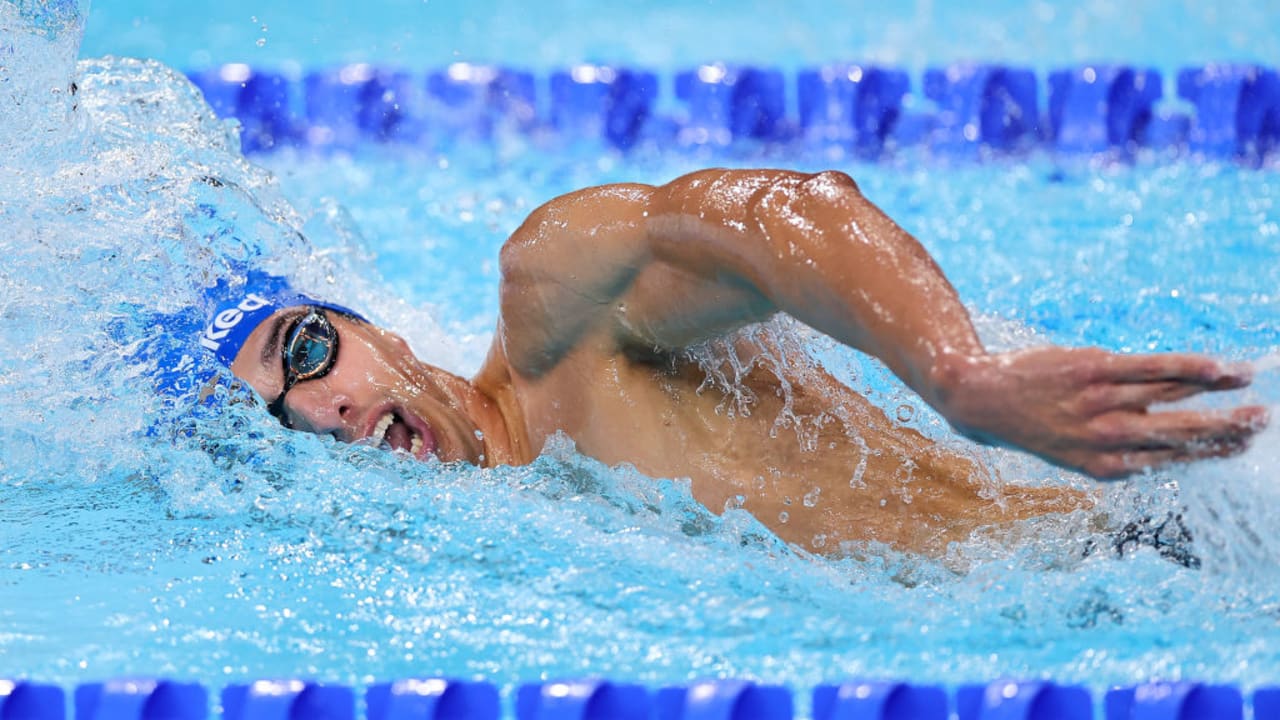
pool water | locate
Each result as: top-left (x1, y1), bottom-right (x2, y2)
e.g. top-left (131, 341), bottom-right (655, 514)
top-left (3, 0), bottom-right (1280, 703)
top-left (77, 0), bottom-right (1280, 76)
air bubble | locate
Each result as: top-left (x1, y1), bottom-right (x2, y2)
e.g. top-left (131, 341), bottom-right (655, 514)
top-left (895, 404), bottom-right (915, 423)
top-left (802, 487), bottom-right (821, 507)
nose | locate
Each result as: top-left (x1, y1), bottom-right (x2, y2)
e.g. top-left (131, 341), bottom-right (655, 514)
top-left (281, 379), bottom-right (357, 439)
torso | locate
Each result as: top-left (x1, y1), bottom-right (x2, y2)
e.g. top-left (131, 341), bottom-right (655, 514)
top-left (479, 330), bottom-right (1089, 556)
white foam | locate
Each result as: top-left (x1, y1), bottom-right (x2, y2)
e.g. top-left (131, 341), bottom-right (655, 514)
top-left (1252, 351), bottom-right (1280, 375)
top-left (1172, 396), bottom-right (1280, 583)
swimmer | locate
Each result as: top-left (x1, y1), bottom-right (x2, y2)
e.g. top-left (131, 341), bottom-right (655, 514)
top-left (201, 169), bottom-right (1267, 555)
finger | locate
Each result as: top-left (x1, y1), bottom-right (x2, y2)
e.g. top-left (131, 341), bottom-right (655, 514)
top-left (1084, 439), bottom-right (1252, 480)
top-left (1101, 354), bottom-right (1252, 389)
top-left (1087, 406), bottom-right (1268, 450)
top-left (1079, 380), bottom-right (1212, 414)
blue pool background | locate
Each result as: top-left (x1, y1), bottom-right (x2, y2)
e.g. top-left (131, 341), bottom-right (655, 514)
top-left (78, 0), bottom-right (1280, 76)
top-left (3, 0), bottom-right (1280, 708)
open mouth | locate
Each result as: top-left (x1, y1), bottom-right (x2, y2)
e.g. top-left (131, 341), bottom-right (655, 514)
top-left (370, 410), bottom-right (429, 458)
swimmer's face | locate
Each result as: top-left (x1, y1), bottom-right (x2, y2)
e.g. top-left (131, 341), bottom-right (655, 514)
top-left (229, 308), bottom-right (486, 464)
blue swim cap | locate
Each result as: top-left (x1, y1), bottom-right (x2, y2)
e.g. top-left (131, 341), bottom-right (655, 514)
top-left (126, 269), bottom-right (368, 411)
top-left (199, 270), bottom-right (365, 368)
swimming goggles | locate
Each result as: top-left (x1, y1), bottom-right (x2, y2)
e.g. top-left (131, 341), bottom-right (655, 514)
top-left (266, 308), bottom-right (339, 427)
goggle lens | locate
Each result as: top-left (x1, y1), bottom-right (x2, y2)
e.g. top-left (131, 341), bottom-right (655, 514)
top-left (287, 312), bottom-right (337, 380)
top-left (267, 309), bottom-right (340, 428)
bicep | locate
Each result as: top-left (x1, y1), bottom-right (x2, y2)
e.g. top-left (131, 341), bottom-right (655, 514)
top-left (612, 255), bottom-right (774, 351)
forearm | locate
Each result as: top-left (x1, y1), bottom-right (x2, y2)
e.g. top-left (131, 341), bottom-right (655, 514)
top-left (648, 169), bottom-right (1263, 478)
top-left (646, 169), bottom-right (986, 409)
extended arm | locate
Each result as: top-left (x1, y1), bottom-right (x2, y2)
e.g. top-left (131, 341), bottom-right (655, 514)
top-left (498, 168), bottom-right (1265, 477)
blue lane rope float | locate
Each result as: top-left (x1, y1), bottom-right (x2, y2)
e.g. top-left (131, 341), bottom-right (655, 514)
top-left (0, 681), bottom-right (65, 720)
top-left (367, 679), bottom-right (500, 720)
top-left (1104, 683), bottom-right (1244, 720)
top-left (183, 62), bottom-right (1280, 162)
top-left (516, 679), bottom-right (649, 720)
top-left (221, 680), bottom-right (355, 720)
top-left (5, 678), bottom-right (1280, 720)
top-left (74, 680), bottom-right (207, 720)
top-left (797, 65), bottom-right (909, 154)
top-left (922, 64), bottom-right (1039, 153)
top-left (812, 680), bottom-right (948, 720)
top-left (1046, 66), bottom-right (1163, 153)
top-left (955, 681), bottom-right (1092, 720)
top-left (1177, 65), bottom-right (1280, 158)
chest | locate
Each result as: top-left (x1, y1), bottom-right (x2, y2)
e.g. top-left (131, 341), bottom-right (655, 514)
top-left (509, 347), bottom-right (842, 484)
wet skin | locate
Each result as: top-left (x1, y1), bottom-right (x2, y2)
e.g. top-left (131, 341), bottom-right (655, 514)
top-left (231, 168), bottom-right (1267, 555)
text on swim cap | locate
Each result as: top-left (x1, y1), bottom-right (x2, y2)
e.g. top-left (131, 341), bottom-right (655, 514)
top-left (199, 293), bottom-right (271, 352)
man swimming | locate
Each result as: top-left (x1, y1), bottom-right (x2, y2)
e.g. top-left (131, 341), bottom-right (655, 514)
top-left (204, 168), bottom-right (1266, 555)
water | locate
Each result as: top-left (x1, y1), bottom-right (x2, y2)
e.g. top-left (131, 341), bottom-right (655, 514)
top-left (4, 0), bottom-right (1280, 703)
top-left (79, 0), bottom-right (1280, 75)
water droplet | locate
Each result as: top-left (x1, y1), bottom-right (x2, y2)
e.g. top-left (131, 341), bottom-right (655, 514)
top-left (895, 404), bottom-right (915, 423)
top-left (256, 38), bottom-right (266, 47)
top-left (802, 487), bottom-right (821, 507)
top-left (778, 511), bottom-right (789, 524)
top-left (850, 455), bottom-right (868, 489)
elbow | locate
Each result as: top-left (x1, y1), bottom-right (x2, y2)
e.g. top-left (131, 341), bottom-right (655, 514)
top-left (744, 170), bottom-right (866, 240)
top-left (801, 169), bottom-right (862, 199)
top-left (758, 170), bottom-right (867, 223)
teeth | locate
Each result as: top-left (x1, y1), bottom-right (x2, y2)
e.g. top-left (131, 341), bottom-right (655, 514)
top-left (370, 411), bottom-right (424, 456)
top-left (371, 412), bottom-right (394, 447)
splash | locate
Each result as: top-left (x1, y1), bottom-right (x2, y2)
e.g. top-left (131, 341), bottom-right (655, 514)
top-left (1172, 351), bottom-right (1280, 583)
top-left (0, 0), bottom-right (87, 156)
top-left (1253, 350), bottom-right (1280, 374)
top-left (0, 2), bottom-right (423, 501)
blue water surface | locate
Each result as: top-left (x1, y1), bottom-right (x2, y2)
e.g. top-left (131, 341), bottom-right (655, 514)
top-left (3, 0), bottom-right (1280, 706)
top-left (80, 0), bottom-right (1280, 75)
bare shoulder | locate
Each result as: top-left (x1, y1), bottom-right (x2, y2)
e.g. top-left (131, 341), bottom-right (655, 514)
top-left (495, 181), bottom-right (658, 379)
top-left (500, 181), bottom-right (654, 258)
top-left (499, 167), bottom-right (814, 260)
top-left (491, 168), bottom-right (854, 381)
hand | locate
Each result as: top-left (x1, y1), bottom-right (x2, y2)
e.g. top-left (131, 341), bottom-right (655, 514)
top-left (935, 347), bottom-right (1268, 479)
